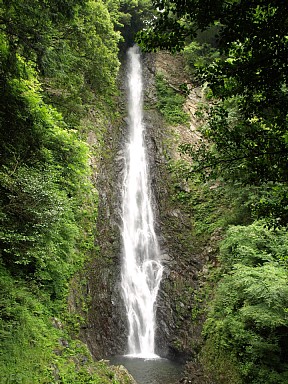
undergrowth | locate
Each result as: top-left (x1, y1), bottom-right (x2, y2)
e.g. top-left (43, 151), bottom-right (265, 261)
top-left (0, 264), bottom-right (132, 384)
top-left (155, 74), bottom-right (190, 125)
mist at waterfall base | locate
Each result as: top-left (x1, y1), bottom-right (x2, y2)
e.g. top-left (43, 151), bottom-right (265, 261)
top-left (112, 46), bottom-right (183, 383)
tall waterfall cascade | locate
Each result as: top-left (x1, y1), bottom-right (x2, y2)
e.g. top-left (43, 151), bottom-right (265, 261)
top-left (121, 46), bottom-right (163, 358)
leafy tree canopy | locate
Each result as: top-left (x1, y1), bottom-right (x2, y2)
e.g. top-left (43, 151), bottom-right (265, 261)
top-left (118, 0), bottom-right (155, 50)
top-left (0, 0), bottom-right (84, 64)
top-left (138, 0), bottom-right (288, 226)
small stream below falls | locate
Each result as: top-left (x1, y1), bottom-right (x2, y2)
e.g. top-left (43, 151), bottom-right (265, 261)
top-left (110, 356), bottom-right (183, 384)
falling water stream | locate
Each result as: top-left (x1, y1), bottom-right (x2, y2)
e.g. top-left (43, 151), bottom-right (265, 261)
top-left (121, 45), bottom-right (163, 358)
top-left (114, 45), bottom-right (183, 384)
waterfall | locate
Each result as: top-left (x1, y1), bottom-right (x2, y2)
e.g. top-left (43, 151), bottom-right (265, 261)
top-left (121, 46), bottom-right (163, 358)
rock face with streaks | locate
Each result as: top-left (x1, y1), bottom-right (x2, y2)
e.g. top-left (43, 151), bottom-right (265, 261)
top-left (80, 50), bottom-right (213, 364)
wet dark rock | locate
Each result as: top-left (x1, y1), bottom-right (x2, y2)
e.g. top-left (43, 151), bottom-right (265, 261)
top-left (75, 50), bottom-right (211, 382)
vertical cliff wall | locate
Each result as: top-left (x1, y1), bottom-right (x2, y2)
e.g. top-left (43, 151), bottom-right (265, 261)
top-left (79, 50), bottom-right (213, 363)
top-left (142, 52), bottom-right (207, 360)
top-left (79, 73), bottom-right (128, 358)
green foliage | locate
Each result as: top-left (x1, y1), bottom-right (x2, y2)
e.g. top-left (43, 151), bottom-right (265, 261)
top-left (138, 0), bottom-right (288, 227)
top-left (138, 3), bottom-right (288, 382)
top-left (172, 179), bottom-right (230, 237)
top-left (0, 167), bottom-right (78, 294)
top-left (252, 183), bottom-right (288, 229)
top-left (203, 222), bottom-right (288, 384)
top-left (0, 266), bottom-right (132, 384)
top-left (155, 74), bottom-right (189, 125)
top-left (0, 47), bottom-right (92, 296)
top-left (219, 222), bottom-right (288, 270)
top-left (183, 41), bottom-right (220, 82)
top-left (168, 158), bottom-right (253, 243)
top-left (118, 0), bottom-right (155, 51)
top-left (40, 0), bottom-right (121, 128)
top-left (1, 0), bottom-right (121, 130)
top-left (178, 95), bottom-right (288, 183)
top-left (0, 266), bottom-right (57, 383)
top-left (0, 0), bottom-right (84, 71)
top-left (0, 0), bottom-right (123, 380)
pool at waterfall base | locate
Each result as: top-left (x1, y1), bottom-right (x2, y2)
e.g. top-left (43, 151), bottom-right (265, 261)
top-left (110, 355), bottom-right (183, 384)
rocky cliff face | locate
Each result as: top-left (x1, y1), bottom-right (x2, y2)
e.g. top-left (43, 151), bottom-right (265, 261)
top-left (79, 72), bottom-right (128, 358)
top-left (142, 52), bottom-right (208, 360)
top-left (80, 50), bottom-right (214, 365)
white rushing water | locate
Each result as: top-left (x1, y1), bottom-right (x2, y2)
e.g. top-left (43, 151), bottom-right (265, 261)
top-left (121, 46), bottom-right (163, 358)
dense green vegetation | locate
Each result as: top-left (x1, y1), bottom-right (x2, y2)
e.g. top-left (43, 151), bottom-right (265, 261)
top-left (0, 0), bottom-right (152, 382)
top-left (146, 1), bottom-right (288, 383)
top-left (203, 222), bottom-right (288, 384)
top-left (139, 0), bottom-right (288, 227)
top-left (2, 0), bottom-right (288, 382)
